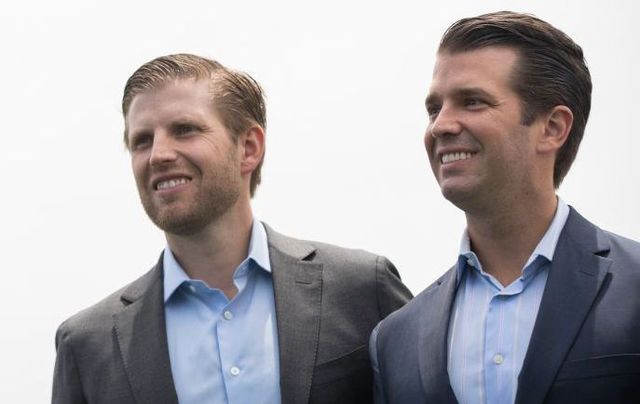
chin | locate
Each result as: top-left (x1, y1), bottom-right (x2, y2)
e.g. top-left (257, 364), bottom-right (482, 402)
top-left (440, 184), bottom-right (476, 209)
top-left (152, 208), bottom-right (212, 235)
top-left (143, 204), bottom-right (206, 236)
top-left (158, 219), bottom-right (208, 236)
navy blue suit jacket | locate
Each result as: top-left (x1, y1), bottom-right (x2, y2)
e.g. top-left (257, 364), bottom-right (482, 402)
top-left (371, 208), bottom-right (640, 403)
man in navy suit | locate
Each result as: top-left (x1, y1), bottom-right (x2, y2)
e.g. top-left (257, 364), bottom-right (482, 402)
top-left (370, 11), bottom-right (640, 404)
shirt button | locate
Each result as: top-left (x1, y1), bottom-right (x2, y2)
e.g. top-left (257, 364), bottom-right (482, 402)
top-left (230, 366), bottom-right (240, 376)
top-left (189, 285), bottom-right (197, 293)
top-left (493, 354), bottom-right (504, 365)
top-left (223, 310), bottom-right (233, 320)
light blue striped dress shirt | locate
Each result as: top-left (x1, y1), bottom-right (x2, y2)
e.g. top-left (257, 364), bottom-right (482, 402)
top-left (447, 199), bottom-right (569, 404)
top-left (163, 220), bottom-right (281, 404)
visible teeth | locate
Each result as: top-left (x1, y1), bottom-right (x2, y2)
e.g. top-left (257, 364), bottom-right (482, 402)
top-left (157, 178), bottom-right (189, 190)
top-left (441, 152), bottom-right (474, 164)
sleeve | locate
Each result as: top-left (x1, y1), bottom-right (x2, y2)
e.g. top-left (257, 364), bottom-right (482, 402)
top-left (369, 323), bottom-right (388, 404)
top-left (52, 323), bottom-right (87, 404)
top-left (375, 256), bottom-right (413, 319)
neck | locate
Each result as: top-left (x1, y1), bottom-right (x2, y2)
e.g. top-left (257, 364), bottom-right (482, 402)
top-left (465, 191), bottom-right (558, 287)
top-left (165, 198), bottom-right (253, 299)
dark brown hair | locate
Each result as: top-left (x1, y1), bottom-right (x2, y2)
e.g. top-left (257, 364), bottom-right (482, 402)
top-left (122, 54), bottom-right (266, 196)
top-left (439, 11), bottom-right (592, 188)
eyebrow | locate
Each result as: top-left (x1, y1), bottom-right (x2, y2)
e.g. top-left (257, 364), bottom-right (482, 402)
top-left (168, 118), bottom-right (200, 129)
top-left (425, 93), bottom-right (438, 109)
top-left (426, 87), bottom-right (497, 108)
top-left (455, 87), bottom-right (495, 100)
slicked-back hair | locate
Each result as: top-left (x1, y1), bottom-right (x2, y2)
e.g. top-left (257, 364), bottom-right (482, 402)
top-left (122, 53), bottom-right (266, 197)
top-left (439, 11), bottom-right (592, 188)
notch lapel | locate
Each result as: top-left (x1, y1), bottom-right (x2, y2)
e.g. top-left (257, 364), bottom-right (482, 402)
top-left (418, 268), bottom-right (459, 403)
top-left (265, 225), bottom-right (323, 404)
top-left (515, 210), bottom-right (611, 404)
top-left (113, 262), bottom-right (179, 404)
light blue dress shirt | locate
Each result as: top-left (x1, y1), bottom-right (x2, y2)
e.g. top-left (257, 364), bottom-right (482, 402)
top-left (447, 199), bottom-right (570, 404)
top-left (163, 220), bottom-right (281, 404)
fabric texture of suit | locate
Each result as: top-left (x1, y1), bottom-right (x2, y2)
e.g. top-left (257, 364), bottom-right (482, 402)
top-left (371, 208), bottom-right (640, 403)
top-left (53, 223), bottom-right (412, 404)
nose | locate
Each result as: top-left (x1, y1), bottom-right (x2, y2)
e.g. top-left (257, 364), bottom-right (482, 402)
top-left (429, 104), bottom-right (462, 139)
top-left (149, 132), bottom-right (178, 166)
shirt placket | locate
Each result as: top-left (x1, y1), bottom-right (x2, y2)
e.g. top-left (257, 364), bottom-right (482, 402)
top-left (216, 263), bottom-right (253, 403)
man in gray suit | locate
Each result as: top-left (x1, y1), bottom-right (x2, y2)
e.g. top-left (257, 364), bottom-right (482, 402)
top-left (370, 11), bottom-right (640, 403)
top-left (53, 54), bottom-right (412, 404)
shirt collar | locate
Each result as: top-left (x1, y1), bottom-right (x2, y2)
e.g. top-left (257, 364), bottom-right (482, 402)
top-left (455, 198), bottom-right (570, 282)
top-left (163, 219), bottom-right (271, 302)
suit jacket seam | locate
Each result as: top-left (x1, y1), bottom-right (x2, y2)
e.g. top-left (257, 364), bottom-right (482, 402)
top-left (57, 323), bottom-right (88, 403)
top-left (375, 255), bottom-right (384, 322)
top-left (113, 317), bottom-right (140, 404)
top-left (304, 254), bottom-right (323, 402)
top-left (373, 325), bottom-right (389, 404)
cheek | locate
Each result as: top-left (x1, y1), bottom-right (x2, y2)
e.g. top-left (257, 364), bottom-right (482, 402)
top-left (131, 157), bottom-right (147, 184)
top-left (424, 128), bottom-right (433, 152)
top-left (423, 133), bottom-right (439, 170)
top-left (424, 128), bottom-right (438, 164)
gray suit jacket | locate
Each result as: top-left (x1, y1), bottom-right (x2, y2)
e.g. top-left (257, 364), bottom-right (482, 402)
top-left (53, 224), bottom-right (412, 404)
top-left (371, 208), bottom-right (640, 403)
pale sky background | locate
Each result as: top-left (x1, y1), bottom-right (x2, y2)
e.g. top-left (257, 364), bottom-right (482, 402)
top-left (2, 0), bottom-right (639, 401)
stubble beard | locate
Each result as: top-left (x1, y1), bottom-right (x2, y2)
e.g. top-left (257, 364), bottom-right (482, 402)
top-left (139, 158), bottom-right (242, 237)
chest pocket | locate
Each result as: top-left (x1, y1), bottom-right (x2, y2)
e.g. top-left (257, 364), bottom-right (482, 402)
top-left (545, 354), bottom-right (640, 403)
top-left (309, 345), bottom-right (372, 404)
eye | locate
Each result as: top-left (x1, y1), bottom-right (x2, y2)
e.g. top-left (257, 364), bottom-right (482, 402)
top-left (175, 123), bottom-right (199, 136)
top-left (464, 98), bottom-right (486, 109)
top-left (130, 134), bottom-right (152, 151)
top-left (426, 104), bottom-right (441, 120)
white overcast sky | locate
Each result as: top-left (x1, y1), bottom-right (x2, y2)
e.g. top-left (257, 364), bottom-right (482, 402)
top-left (2, 0), bottom-right (639, 401)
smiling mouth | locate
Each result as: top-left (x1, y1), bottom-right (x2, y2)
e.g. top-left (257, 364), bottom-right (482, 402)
top-left (440, 152), bottom-right (476, 164)
top-left (156, 178), bottom-right (191, 190)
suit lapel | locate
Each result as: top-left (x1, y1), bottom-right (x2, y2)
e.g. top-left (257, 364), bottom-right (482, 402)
top-left (113, 259), bottom-right (179, 404)
top-left (265, 224), bottom-right (323, 404)
top-left (419, 267), bottom-right (459, 403)
top-left (516, 209), bottom-right (611, 404)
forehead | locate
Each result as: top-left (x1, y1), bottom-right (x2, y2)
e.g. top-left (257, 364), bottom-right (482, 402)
top-left (126, 79), bottom-right (214, 124)
top-left (428, 47), bottom-right (519, 98)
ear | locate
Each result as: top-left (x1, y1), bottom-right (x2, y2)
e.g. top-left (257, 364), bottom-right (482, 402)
top-left (238, 125), bottom-right (265, 176)
top-left (536, 105), bottom-right (573, 154)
